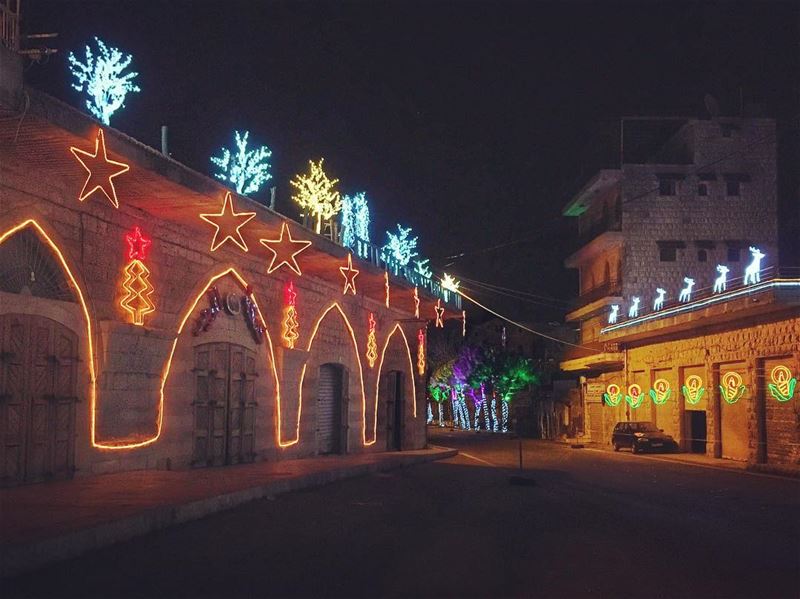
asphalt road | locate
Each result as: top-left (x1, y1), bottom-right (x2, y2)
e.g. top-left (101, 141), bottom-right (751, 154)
top-left (6, 431), bottom-right (800, 599)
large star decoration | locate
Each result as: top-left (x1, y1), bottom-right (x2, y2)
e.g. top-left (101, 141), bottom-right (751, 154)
top-left (199, 191), bottom-right (257, 252)
top-left (434, 299), bottom-right (445, 328)
top-left (260, 222), bottom-right (312, 275)
top-left (70, 128), bottom-right (130, 208)
top-left (339, 253), bottom-right (360, 295)
top-left (125, 226), bottom-right (151, 260)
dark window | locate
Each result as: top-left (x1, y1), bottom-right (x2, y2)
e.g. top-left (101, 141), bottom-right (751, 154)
top-left (728, 247), bottom-right (740, 262)
top-left (698, 250), bottom-right (707, 262)
top-left (726, 179), bottom-right (740, 196)
top-left (659, 179), bottom-right (676, 196)
top-left (698, 183), bottom-right (708, 196)
top-left (660, 246), bottom-right (677, 262)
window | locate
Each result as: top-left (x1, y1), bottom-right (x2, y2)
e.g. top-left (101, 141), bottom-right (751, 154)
top-left (698, 250), bottom-right (707, 262)
top-left (698, 183), bottom-right (708, 196)
top-left (728, 247), bottom-right (740, 262)
top-left (660, 246), bottom-right (677, 262)
top-left (726, 179), bottom-right (740, 196)
top-left (659, 179), bottom-right (676, 196)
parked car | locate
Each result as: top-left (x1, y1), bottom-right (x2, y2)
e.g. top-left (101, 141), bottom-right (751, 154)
top-left (612, 421), bottom-right (677, 454)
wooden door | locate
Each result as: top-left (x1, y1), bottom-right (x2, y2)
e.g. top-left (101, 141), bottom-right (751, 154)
top-left (192, 343), bottom-right (257, 467)
top-left (0, 314), bottom-right (78, 486)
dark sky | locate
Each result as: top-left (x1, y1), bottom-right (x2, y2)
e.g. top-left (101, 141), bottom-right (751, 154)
top-left (22, 0), bottom-right (799, 321)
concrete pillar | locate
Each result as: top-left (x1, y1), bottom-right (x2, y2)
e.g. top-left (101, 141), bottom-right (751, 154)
top-left (706, 359), bottom-right (722, 458)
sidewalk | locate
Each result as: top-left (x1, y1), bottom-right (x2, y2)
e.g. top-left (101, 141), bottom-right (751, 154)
top-left (0, 446), bottom-right (457, 578)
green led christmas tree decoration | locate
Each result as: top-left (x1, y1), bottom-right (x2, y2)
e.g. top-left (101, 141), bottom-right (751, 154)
top-left (68, 37), bottom-right (140, 126)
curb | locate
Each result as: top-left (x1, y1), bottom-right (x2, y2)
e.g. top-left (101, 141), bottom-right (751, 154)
top-left (1, 448), bottom-right (457, 579)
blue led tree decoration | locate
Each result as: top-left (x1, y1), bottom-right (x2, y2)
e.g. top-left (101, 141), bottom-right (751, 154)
top-left (68, 37), bottom-right (140, 126)
top-left (382, 224), bottom-right (418, 267)
top-left (210, 131), bottom-right (273, 198)
top-left (340, 192), bottom-right (371, 249)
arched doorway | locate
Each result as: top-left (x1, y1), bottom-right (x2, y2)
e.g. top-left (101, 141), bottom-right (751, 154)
top-left (385, 370), bottom-right (405, 451)
top-left (191, 342), bottom-right (258, 467)
top-left (316, 363), bottom-right (347, 455)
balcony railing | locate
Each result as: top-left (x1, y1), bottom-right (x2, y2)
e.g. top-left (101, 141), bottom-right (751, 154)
top-left (572, 279), bottom-right (622, 310)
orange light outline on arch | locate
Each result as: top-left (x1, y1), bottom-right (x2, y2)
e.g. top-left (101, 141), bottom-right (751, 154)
top-left (0, 220), bottom-right (105, 446)
top-left (157, 268), bottom-right (281, 450)
top-left (287, 302), bottom-right (367, 447)
top-left (373, 323), bottom-right (418, 442)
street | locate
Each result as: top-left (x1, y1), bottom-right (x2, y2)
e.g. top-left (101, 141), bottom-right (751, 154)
top-left (6, 431), bottom-right (799, 598)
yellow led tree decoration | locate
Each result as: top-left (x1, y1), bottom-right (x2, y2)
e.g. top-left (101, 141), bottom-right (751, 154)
top-left (290, 158), bottom-right (341, 234)
top-left (366, 313), bottom-right (378, 368)
top-left (282, 280), bottom-right (300, 349)
top-left (120, 226), bottom-right (155, 325)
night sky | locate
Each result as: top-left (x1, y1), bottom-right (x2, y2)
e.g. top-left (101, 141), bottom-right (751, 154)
top-left (22, 1), bottom-right (799, 322)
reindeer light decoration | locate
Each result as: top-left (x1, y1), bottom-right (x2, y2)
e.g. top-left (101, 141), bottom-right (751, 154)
top-left (678, 277), bottom-right (695, 303)
top-left (628, 297), bottom-right (640, 318)
top-left (608, 304), bottom-right (619, 324)
top-left (653, 288), bottom-right (666, 311)
top-left (713, 264), bottom-right (729, 293)
top-left (743, 246), bottom-right (765, 285)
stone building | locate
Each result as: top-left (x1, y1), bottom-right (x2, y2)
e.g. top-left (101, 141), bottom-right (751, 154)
top-left (560, 116), bottom-right (800, 466)
top-left (0, 46), bottom-right (459, 486)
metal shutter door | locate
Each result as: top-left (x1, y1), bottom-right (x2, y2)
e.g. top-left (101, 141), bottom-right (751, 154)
top-left (317, 365), bottom-right (339, 454)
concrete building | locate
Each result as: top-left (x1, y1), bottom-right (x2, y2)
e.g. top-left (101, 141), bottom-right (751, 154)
top-left (0, 45), bottom-right (459, 486)
top-left (560, 116), bottom-right (800, 467)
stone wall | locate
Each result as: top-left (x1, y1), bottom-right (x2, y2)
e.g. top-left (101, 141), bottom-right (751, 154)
top-left (582, 314), bottom-right (800, 466)
top-left (0, 132), bottom-right (428, 478)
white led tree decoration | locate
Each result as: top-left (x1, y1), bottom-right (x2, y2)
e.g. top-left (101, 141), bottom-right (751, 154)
top-left (291, 158), bottom-right (341, 234)
top-left (713, 264), bottom-right (729, 293)
top-left (340, 192), bottom-right (370, 249)
top-left (382, 224), bottom-right (418, 266)
top-left (68, 37), bottom-right (140, 126)
top-left (414, 258), bottom-right (432, 279)
top-left (210, 131), bottom-right (273, 198)
top-left (441, 273), bottom-right (460, 293)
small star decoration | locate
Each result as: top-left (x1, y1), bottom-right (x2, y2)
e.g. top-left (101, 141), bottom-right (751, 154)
top-left (199, 191), bottom-right (257, 252)
top-left (70, 129), bottom-right (130, 208)
top-left (260, 222), bottom-right (312, 276)
top-left (125, 226), bottom-right (151, 260)
top-left (434, 299), bottom-right (445, 328)
top-left (339, 253), bottom-right (360, 295)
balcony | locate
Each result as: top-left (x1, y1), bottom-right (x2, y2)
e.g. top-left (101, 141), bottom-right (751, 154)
top-left (564, 279), bottom-right (623, 324)
top-left (560, 341), bottom-right (623, 373)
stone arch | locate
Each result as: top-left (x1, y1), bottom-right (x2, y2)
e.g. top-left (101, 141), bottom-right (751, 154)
top-left (157, 268), bottom-right (280, 459)
top-left (0, 219), bottom-right (100, 454)
top-left (293, 303), bottom-right (366, 449)
top-left (373, 324), bottom-right (418, 446)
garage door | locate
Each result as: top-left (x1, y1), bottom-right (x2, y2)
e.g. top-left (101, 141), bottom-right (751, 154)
top-left (317, 364), bottom-right (343, 454)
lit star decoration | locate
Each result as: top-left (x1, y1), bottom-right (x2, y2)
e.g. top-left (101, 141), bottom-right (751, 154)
top-left (434, 299), bottom-right (445, 328)
top-left (210, 130), bottom-right (273, 198)
top-left (199, 191), bottom-right (257, 252)
top-left (259, 222), bottom-right (312, 275)
top-left (281, 280), bottom-right (300, 349)
top-left (366, 313), bottom-right (378, 368)
top-left (767, 365), bottom-right (796, 402)
top-left (339, 253), bottom-right (359, 295)
top-left (681, 375), bottom-right (705, 405)
top-left (417, 329), bottom-right (426, 375)
top-left (719, 371), bottom-right (746, 404)
top-left (648, 378), bottom-right (671, 405)
top-left (125, 225), bottom-right (151, 260)
top-left (68, 37), bottom-right (140, 126)
top-left (69, 129), bottom-right (130, 208)
top-left (120, 226), bottom-right (155, 326)
top-left (413, 287), bottom-right (420, 318)
top-left (291, 158), bottom-right (341, 234)
top-left (384, 271), bottom-right (390, 307)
